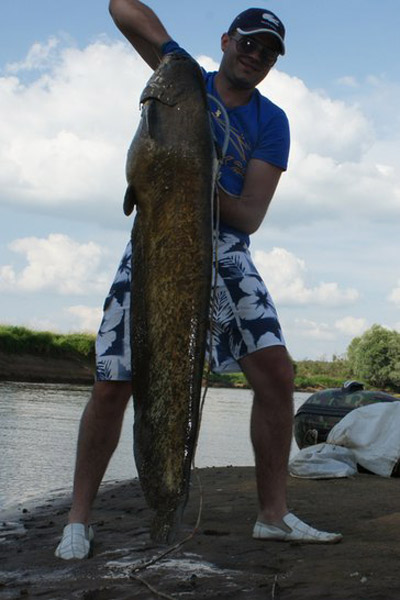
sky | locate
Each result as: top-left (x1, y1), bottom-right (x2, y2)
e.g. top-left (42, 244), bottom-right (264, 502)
top-left (0, 0), bottom-right (399, 361)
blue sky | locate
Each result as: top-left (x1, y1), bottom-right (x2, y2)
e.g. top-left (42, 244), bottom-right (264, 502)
top-left (1, 1), bottom-right (399, 360)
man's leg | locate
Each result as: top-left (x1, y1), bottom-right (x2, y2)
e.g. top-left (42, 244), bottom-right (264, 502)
top-left (240, 345), bottom-right (294, 524)
top-left (240, 345), bottom-right (342, 543)
top-left (55, 380), bottom-right (131, 559)
top-left (68, 380), bottom-right (132, 524)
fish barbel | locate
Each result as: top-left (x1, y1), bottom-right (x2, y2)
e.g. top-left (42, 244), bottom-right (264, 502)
top-left (124, 53), bottom-right (216, 544)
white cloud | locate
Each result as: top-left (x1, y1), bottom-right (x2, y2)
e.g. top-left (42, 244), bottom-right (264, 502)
top-left (259, 70), bottom-right (400, 225)
top-left (1, 39), bottom-right (399, 233)
top-left (0, 265), bottom-right (16, 287)
top-left (336, 76), bottom-right (359, 88)
top-left (254, 247), bottom-right (359, 306)
top-left (0, 233), bottom-right (110, 295)
top-left (0, 38), bottom-right (151, 226)
top-left (388, 281), bottom-right (400, 306)
top-left (286, 316), bottom-right (368, 348)
top-left (25, 317), bottom-right (61, 332)
top-left (292, 318), bottom-right (335, 341)
top-left (66, 305), bottom-right (103, 332)
top-left (334, 316), bottom-right (368, 337)
top-left (6, 37), bottom-right (61, 73)
top-left (197, 55), bottom-right (219, 72)
top-left (261, 70), bottom-right (373, 163)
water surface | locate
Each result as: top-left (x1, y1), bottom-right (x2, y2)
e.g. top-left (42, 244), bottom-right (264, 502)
top-left (0, 381), bottom-right (309, 509)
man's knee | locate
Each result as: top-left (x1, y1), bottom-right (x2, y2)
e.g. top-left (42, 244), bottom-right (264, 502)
top-left (89, 380), bottom-right (132, 417)
top-left (240, 345), bottom-right (294, 396)
top-left (268, 350), bottom-right (294, 390)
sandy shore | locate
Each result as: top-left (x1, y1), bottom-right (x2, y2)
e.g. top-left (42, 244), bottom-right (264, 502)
top-left (1, 467), bottom-right (400, 599)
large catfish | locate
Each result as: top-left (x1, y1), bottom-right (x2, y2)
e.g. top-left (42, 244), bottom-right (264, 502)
top-left (123, 53), bottom-right (216, 544)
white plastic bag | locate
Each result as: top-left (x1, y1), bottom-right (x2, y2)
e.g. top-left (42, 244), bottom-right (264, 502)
top-left (289, 443), bottom-right (357, 479)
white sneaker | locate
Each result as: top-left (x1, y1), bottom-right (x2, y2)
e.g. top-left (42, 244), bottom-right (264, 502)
top-left (55, 523), bottom-right (94, 560)
top-left (253, 513), bottom-right (342, 544)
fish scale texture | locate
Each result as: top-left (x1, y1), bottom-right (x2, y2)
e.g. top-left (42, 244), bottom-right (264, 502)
top-left (125, 54), bottom-right (215, 544)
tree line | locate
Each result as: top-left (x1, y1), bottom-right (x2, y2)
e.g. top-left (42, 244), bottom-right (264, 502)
top-left (1, 323), bottom-right (399, 392)
top-left (295, 324), bottom-right (400, 392)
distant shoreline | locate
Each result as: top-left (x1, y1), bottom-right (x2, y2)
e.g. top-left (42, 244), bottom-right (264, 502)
top-left (0, 351), bottom-right (95, 385)
top-left (0, 325), bottom-right (353, 392)
top-left (0, 351), bottom-right (322, 392)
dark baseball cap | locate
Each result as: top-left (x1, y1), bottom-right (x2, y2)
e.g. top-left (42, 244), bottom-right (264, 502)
top-left (228, 8), bottom-right (286, 55)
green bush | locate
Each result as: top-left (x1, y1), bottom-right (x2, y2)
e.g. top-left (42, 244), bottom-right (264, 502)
top-left (347, 324), bottom-right (400, 390)
top-left (294, 374), bottom-right (346, 390)
top-left (294, 356), bottom-right (351, 380)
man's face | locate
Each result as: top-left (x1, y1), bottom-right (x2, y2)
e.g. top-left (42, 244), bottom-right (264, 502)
top-left (220, 31), bottom-right (280, 90)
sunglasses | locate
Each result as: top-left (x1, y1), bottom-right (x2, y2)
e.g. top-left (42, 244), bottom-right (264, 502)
top-left (230, 32), bottom-right (279, 67)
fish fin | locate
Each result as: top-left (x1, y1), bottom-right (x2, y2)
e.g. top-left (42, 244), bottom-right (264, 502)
top-left (151, 502), bottom-right (186, 545)
top-left (123, 183), bottom-right (137, 216)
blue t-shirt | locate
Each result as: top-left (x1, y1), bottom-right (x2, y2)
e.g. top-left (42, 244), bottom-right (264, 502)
top-left (203, 71), bottom-right (290, 198)
top-left (161, 41), bottom-right (290, 238)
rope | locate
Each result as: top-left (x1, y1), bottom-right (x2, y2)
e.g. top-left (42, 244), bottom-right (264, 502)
top-left (207, 93), bottom-right (231, 159)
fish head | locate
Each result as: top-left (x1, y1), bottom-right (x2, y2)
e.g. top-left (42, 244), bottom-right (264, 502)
top-left (140, 53), bottom-right (207, 108)
top-left (123, 52), bottom-right (214, 217)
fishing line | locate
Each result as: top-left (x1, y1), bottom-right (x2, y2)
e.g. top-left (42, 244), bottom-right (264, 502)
top-left (195, 94), bottom-right (230, 439)
top-left (184, 95), bottom-right (230, 540)
top-left (187, 94), bottom-right (230, 538)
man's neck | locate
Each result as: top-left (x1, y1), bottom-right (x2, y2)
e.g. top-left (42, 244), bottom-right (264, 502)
top-left (214, 72), bottom-right (255, 109)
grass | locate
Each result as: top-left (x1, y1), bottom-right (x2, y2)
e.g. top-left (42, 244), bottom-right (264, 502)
top-left (0, 325), bottom-right (95, 360)
top-left (206, 371), bottom-right (249, 388)
top-left (207, 359), bottom-right (351, 391)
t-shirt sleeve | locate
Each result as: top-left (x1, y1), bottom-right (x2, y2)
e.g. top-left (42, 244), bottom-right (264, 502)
top-left (252, 109), bottom-right (290, 171)
top-left (161, 40), bottom-right (191, 58)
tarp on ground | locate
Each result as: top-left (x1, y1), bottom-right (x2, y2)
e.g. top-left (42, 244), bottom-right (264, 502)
top-left (327, 401), bottom-right (400, 477)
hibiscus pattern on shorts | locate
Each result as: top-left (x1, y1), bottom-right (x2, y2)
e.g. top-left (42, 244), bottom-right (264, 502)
top-left (96, 243), bottom-right (132, 381)
top-left (95, 231), bottom-right (285, 380)
top-left (208, 231), bottom-right (285, 373)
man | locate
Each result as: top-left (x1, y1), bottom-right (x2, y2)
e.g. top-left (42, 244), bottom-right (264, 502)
top-left (55, 1), bottom-right (342, 560)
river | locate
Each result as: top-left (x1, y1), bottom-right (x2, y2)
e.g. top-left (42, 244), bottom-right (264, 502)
top-left (0, 381), bottom-right (310, 510)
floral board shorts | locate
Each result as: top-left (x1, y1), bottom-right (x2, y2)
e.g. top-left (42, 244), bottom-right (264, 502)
top-left (95, 230), bottom-right (285, 380)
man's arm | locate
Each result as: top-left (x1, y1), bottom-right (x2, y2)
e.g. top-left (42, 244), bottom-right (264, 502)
top-left (109, 0), bottom-right (171, 69)
top-left (218, 159), bottom-right (283, 235)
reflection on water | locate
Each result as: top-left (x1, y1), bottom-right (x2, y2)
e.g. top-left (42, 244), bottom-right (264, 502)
top-left (0, 381), bottom-right (309, 510)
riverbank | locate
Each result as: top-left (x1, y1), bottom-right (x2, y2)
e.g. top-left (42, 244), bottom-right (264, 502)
top-left (0, 352), bottom-right (319, 391)
top-left (0, 325), bottom-right (352, 390)
top-left (0, 352), bottom-right (328, 392)
top-left (1, 466), bottom-right (399, 599)
top-left (0, 351), bottom-right (94, 385)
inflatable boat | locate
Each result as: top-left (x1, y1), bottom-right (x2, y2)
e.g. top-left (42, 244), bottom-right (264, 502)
top-left (294, 381), bottom-right (398, 449)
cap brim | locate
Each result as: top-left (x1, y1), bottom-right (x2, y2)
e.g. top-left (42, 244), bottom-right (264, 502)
top-left (236, 27), bottom-right (285, 55)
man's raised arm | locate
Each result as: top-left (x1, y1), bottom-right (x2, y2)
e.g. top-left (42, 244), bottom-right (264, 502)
top-left (109, 0), bottom-right (171, 69)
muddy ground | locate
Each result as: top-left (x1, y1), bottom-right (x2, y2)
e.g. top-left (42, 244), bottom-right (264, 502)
top-left (1, 467), bottom-right (399, 599)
